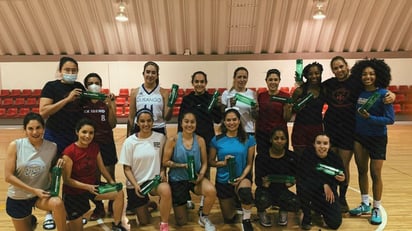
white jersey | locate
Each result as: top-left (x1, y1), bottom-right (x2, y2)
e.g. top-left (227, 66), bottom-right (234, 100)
top-left (135, 84), bottom-right (166, 129)
top-left (8, 138), bottom-right (57, 199)
top-left (119, 132), bottom-right (166, 188)
top-left (221, 88), bottom-right (257, 133)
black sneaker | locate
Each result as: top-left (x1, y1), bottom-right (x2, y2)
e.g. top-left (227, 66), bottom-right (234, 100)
top-left (241, 219), bottom-right (253, 231)
top-left (111, 222), bottom-right (127, 231)
top-left (339, 197), bottom-right (349, 213)
top-left (31, 215), bottom-right (37, 229)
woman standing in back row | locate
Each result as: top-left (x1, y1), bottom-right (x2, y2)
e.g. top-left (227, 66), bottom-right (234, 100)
top-left (128, 61), bottom-right (173, 136)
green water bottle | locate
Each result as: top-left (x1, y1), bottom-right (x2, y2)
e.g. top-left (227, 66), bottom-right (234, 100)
top-left (267, 174), bottom-right (295, 184)
top-left (293, 92), bottom-right (314, 111)
top-left (140, 175), bottom-right (161, 195)
top-left (235, 93), bottom-right (256, 106)
top-left (358, 91), bottom-right (381, 113)
top-left (295, 59), bottom-right (304, 83)
top-left (167, 84), bottom-right (179, 107)
top-left (81, 91), bottom-right (107, 100)
top-left (316, 163), bottom-right (343, 176)
top-left (187, 155), bottom-right (197, 181)
top-left (270, 95), bottom-right (293, 104)
top-left (227, 157), bottom-right (237, 183)
top-left (207, 91), bottom-right (220, 112)
top-left (49, 166), bottom-right (62, 197)
top-left (97, 182), bottom-right (123, 194)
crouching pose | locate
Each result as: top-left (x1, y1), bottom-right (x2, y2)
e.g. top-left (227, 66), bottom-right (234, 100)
top-left (255, 127), bottom-right (300, 227)
top-left (62, 118), bottom-right (126, 231)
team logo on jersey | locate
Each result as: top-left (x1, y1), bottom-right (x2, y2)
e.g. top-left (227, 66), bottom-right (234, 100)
top-left (333, 87), bottom-right (349, 104)
top-left (153, 142), bottom-right (161, 148)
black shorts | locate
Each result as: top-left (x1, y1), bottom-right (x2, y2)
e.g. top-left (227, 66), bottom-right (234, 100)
top-left (126, 188), bottom-right (149, 210)
top-left (6, 197), bottom-right (37, 219)
top-left (215, 181), bottom-right (236, 200)
top-left (354, 134), bottom-right (387, 160)
top-left (169, 181), bottom-right (195, 207)
top-left (63, 192), bottom-right (96, 220)
top-left (98, 141), bottom-right (118, 166)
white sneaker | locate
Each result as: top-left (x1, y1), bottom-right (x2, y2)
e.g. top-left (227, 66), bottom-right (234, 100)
top-left (278, 210), bottom-right (288, 226)
top-left (198, 216), bottom-right (216, 231)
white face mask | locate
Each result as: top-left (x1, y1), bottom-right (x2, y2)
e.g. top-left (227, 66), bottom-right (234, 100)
top-left (88, 84), bottom-right (102, 93)
top-left (62, 73), bottom-right (77, 84)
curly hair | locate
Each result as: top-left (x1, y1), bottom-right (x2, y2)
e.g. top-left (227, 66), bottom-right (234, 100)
top-left (351, 58), bottom-right (391, 88)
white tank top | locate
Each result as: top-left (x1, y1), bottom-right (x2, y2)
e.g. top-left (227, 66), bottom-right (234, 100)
top-left (135, 84), bottom-right (165, 129)
top-left (8, 138), bottom-right (57, 199)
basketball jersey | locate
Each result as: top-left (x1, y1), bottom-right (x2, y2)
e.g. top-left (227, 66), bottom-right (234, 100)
top-left (135, 84), bottom-right (165, 129)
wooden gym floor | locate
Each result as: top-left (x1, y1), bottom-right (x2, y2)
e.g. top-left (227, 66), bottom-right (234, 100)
top-left (0, 123), bottom-right (411, 230)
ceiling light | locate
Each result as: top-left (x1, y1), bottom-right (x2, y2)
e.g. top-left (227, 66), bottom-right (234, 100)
top-left (313, 0), bottom-right (326, 20)
top-left (115, 1), bottom-right (128, 22)
top-left (313, 9), bottom-right (326, 19)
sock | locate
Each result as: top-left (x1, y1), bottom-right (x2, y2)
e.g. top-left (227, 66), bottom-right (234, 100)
top-left (361, 194), bottom-right (369, 205)
top-left (242, 208), bottom-right (251, 220)
top-left (160, 222), bottom-right (168, 225)
top-left (45, 213), bottom-right (53, 221)
top-left (200, 195), bottom-right (205, 207)
top-left (373, 200), bottom-right (381, 209)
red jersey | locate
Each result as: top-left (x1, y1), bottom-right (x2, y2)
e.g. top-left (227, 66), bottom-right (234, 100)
top-left (62, 142), bottom-right (99, 195)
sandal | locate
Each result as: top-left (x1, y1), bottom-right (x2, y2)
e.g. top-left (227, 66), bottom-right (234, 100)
top-left (43, 218), bottom-right (56, 230)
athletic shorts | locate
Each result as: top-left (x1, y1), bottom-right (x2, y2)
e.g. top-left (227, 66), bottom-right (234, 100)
top-left (63, 192), bottom-right (96, 220)
top-left (126, 188), bottom-right (149, 210)
top-left (6, 197), bottom-right (37, 219)
top-left (98, 141), bottom-right (118, 166)
top-left (169, 181), bottom-right (195, 207)
top-left (354, 134), bottom-right (387, 160)
top-left (215, 181), bottom-right (236, 199)
top-left (324, 122), bottom-right (354, 150)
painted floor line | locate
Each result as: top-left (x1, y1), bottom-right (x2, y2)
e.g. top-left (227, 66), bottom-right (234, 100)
top-left (348, 186), bottom-right (387, 231)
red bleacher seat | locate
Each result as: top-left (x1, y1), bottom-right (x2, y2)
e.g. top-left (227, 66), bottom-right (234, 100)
top-left (118, 88), bottom-right (129, 97)
top-left (14, 98), bottom-right (26, 108)
top-left (21, 89), bottom-right (33, 97)
top-left (0, 89), bottom-right (10, 98)
top-left (388, 85), bottom-right (398, 93)
top-left (290, 86), bottom-right (297, 94)
top-left (175, 96), bottom-right (183, 106)
top-left (2, 98), bottom-right (14, 108)
top-left (123, 106), bottom-right (130, 116)
top-left (101, 88), bottom-right (110, 95)
top-left (0, 108), bottom-right (6, 117)
top-left (32, 89), bottom-right (42, 97)
top-left (280, 87), bottom-right (289, 93)
top-left (9, 89), bottom-right (21, 97)
top-left (116, 107), bottom-right (124, 117)
top-left (26, 97), bottom-right (38, 107)
top-left (177, 88), bottom-right (185, 96)
top-left (185, 88), bottom-right (194, 95)
top-left (115, 97), bottom-right (127, 106)
top-left (395, 94), bottom-right (406, 104)
top-left (398, 85), bottom-right (409, 94)
top-left (18, 108), bottom-right (31, 117)
top-left (217, 88), bottom-right (226, 94)
top-left (393, 104), bottom-right (401, 114)
top-left (172, 106), bottom-right (180, 117)
top-left (31, 107), bottom-right (40, 114)
top-left (6, 108), bottom-right (18, 118)
top-left (207, 88), bottom-right (216, 94)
